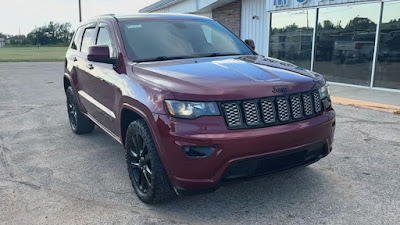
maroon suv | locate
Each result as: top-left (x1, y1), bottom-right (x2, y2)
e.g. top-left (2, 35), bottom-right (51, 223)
top-left (64, 14), bottom-right (335, 203)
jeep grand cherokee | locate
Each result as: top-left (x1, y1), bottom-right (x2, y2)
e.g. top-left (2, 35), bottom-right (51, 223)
top-left (64, 13), bottom-right (335, 204)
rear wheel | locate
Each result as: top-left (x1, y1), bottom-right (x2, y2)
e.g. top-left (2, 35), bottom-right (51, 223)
top-left (125, 119), bottom-right (176, 203)
top-left (66, 86), bottom-right (94, 134)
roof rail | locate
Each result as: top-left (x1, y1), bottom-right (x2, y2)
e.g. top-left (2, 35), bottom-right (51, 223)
top-left (93, 14), bottom-right (116, 18)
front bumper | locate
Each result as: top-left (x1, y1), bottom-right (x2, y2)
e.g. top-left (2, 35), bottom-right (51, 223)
top-left (152, 108), bottom-right (335, 192)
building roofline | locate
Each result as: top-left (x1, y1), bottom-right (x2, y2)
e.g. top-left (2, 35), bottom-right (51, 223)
top-left (115, 13), bottom-right (212, 22)
top-left (139, 0), bottom-right (184, 12)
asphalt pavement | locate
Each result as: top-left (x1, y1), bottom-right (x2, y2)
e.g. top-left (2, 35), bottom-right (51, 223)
top-left (0, 62), bottom-right (399, 224)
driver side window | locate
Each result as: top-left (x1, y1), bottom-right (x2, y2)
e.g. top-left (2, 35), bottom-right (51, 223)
top-left (96, 27), bottom-right (116, 58)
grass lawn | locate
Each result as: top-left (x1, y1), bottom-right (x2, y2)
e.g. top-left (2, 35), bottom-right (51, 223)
top-left (0, 46), bottom-right (67, 62)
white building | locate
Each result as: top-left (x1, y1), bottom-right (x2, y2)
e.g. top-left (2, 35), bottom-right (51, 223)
top-left (0, 38), bottom-right (5, 48)
top-left (140, 0), bottom-right (400, 90)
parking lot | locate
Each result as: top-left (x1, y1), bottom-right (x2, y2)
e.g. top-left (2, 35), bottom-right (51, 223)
top-left (0, 62), bottom-right (399, 224)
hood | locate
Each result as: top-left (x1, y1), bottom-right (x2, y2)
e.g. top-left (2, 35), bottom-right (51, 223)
top-left (132, 55), bottom-right (325, 101)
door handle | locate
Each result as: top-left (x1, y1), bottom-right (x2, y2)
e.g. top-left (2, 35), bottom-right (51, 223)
top-left (86, 64), bottom-right (94, 70)
top-left (71, 56), bottom-right (77, 62)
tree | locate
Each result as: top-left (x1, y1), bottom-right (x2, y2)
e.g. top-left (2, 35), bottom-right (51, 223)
top-left (26, 21), bottom-right (74, 45)
top-left (345, 17), bottom-right (376, 31)
top-left (323, 20), bottom-right (335, 30)
top-left (9, 35), bottom-right (28, 45)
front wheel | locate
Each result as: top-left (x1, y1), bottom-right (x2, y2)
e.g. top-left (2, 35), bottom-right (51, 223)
top-left (66, 86), bottom-right (94, 134)
top-left (125, 119), bottom-right (176, 203)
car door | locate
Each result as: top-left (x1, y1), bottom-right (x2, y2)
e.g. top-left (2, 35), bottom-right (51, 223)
top-left (66, 25), bottom-right (84, 74)
top-left (79, 22), bottom-right (122, 135)
top-left (75, 23), bottom-right (100, 119)
top-left (66, 25), bottom-right (85, 98)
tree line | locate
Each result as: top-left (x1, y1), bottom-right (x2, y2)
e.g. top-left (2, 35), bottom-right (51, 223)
top-left (0, 21), bottom-right (74, 46)
top-left (271, 17), bottom-right (377, 34)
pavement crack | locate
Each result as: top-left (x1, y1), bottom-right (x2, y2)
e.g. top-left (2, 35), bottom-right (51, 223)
top-left (103, 189), bottom-right (135, 195)
top-left (339, 115), bottom-right (398, 125)
top-left (0, 103), bottom-right (61, 117)
top-left (14, 180), bottom-right (41, 189)
top-left (0, 178), bottom-right (41, 189)
top-left (353, 126), bottom-right (400, 146)
top-left (0, 139), bottom-right (16, 178)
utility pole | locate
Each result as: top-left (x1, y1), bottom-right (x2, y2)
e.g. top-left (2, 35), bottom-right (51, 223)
top-left (35, 25), bottom-right (39, 49)
top-left (79, 0), bottom-right (82, 22)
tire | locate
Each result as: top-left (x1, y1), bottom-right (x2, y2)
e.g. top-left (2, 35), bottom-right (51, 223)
top-left (125, 119), bottom-right (176, 204)
top-left (66, 86), bottom-right (95, 134)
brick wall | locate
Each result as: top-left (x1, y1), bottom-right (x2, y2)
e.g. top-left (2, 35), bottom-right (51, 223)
top-left (212, 0), bottom-right (242, 37)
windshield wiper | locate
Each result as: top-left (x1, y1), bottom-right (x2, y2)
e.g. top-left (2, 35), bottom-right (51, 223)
top-left (138, 56), bottom-right (191, 62)
top-left (136, 53), bottom-right (244, 63)
top-left (199, 53), bottom-right (243, 58)
top-left (153, 56), bottom-right (178, 61)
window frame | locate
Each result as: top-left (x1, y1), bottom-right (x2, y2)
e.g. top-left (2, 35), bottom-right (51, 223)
top-left (70, 26), bottom-right (84, 51)
top-left (95, 23), bottom-right (117, 58)
top-left (80, 23), bottom-right (97, 54)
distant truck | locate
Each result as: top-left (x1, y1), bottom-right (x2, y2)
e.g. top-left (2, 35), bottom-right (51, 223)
top-left (315, 35), bottom-right (347, 61)
top-left (333, 33), bottom-right (391, 63)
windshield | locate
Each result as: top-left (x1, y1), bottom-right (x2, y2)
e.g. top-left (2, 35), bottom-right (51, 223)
top-left (119, 19), bottom-right (254, 62)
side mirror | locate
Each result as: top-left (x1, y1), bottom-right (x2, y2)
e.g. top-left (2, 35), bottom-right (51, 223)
top-left (245, 39), bottom-right (255, 51)
top-left (87, 45), bottom-right (115, 64)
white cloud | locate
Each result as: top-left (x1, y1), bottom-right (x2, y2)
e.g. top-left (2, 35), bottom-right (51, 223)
top-left (0, 0), bottom-right (159, 35)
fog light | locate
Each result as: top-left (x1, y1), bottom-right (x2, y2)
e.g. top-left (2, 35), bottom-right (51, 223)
top-left (182, 146), bottom-right (215, 158)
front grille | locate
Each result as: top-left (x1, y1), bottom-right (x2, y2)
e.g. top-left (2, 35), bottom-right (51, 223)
top-left (243, 101), bottom-right (259, 125)
top-left (313, 91), bottom-right (322, 113)
top-left (302, 93), bottom-right (313, 116)
top-left (290, 95), bottom-right (302, 119)
top-left (221, 90), bottom-right (323, 129)
top-left (222, 103), bottom-right (242, 127)
top-left (260, 99), bottom-right (276, 124)
top-left (276, 97), bottom-right (290, 122)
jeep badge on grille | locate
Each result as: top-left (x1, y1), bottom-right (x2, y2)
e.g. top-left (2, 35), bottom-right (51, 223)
top-left (272, 87), bottom-right (288, 93)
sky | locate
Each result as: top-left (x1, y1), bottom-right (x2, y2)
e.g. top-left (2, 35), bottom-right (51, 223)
top-left (0, 0), bottom-right (159, 35)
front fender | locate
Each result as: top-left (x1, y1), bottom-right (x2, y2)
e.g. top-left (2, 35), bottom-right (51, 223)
top-left (118, 101), bottom-right (175, 179)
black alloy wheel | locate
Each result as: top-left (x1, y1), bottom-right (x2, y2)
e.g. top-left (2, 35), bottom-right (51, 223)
top-left (67, 89), bottom-right (78, 130)
top-left (65, 86), bottom-right (94, 134)
top-left (125, 120), bottom-right (176, 203)
top-left (129, 132), bottom-right (153, 193)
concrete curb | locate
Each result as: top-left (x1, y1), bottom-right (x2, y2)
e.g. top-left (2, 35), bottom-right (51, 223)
top-left (331, 96), bottom-right (400, 114)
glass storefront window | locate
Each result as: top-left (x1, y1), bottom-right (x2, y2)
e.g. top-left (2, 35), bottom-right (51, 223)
top-left (374, 1), bottom-right (400, 89)
top-left (269, 9), bottom-right (316, 69)
top-left (314, 3), bottom-right (380, 86)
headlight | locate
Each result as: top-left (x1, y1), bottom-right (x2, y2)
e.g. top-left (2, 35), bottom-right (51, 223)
top-left (165, 100), bottom-right (220, 119)
top-left (319, 83), bottom-right (330, 100)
